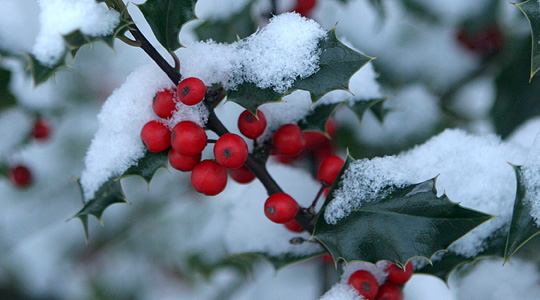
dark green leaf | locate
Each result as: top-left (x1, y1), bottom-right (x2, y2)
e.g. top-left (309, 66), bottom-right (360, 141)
top-left (515, 0), bottom-right (540, 80)
top-left (299, 102), bottom-right (344, 133)
top-left (292, 29), bottom-right (374, 102)
top-left (227, 29), bottom-right (374, 113)
top-left (346, 98), bottom-right (387, 124)
top-left (0, 66), bottom-right (16, 110)
top-left (138, 0), bottom-right (198, 51)
top-left (73, 150), bottom-right (169, 241)
top-left (416, 230), bottom-right (506, 282)
top-left (314, 158), bottom-right (493, 265)
top-left (195, 2), bottom-right (256, 43)
top-left (25, 54), bottom-right (70, 86)
top-left (504, 166), bottom-right (540, 260)
top-left (227, 83), bottom-right (283, 115)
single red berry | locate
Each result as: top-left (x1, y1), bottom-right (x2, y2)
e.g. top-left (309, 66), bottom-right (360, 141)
top-left (229, 165), bottom-right (255, 184)
top-left (153, 89), bottom-right (177, 119)
top-left (141, 120), bottom-right (171, 153)
top-left (317, 155), bottom-right (344, 186)
top-left (32, 118), bottom-right (51, 140)
top-left (284, 219), bottom-right (304, 233)
top-left (177, 77), bottom-right (206, 106)
top-left (169, 148), bottom-right (201, 172)
top-left (171, 121), bottom-right (207, 156)
top-left (213, 133), bottom-right (248, 169)
top-left (272, 124), bottom-right (305, 156)
top-left (264, 193), bottom-right (299, 224)
top-left (322, 254), bottom-right (334, 264)
top-left (326, 117), bottom-right (337, 139)
top-left (456, 25), bottom-right (503, 57)
top-left (386, 261), bottom-right (414, 285)
top-left (9, 165), bottom-right (33, 188)
top-left (348, 270), bottom-right (379, 300)
top-left (293, 0), bottom-right (317, 17)
top-left (191, 160), bottom-right (227, 196)
top-left (238, 110), bottom-right (267, 139)
top-left (375, 283), bottom-right (403, 300)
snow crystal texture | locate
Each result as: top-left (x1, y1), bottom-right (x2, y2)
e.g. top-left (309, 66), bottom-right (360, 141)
top-left (33, 0), bottom-right (120, 66)
top-left (178, 13), bottom-right (326, 93)
top-left (519, 132), bottom-right (540, 226)
top-left (325, 129), bottom-right (527, 257)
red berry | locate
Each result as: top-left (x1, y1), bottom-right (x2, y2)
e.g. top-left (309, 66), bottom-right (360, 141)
top-left (177, 77), bottom-right (206, 106)
top-left (293, 0), bottom-right (317, 17)
top-left (375, 283), bottom-right (403, 300)
top-left (304, 131), bottom-right (328, 151)
top-left (171, 121), bottom-right (207, 156)
top-left (238, 110), bottom-right (267, 139)
top-left (141, 120), bottom-right (171, 153)
top-left (272, 124), bottom-right (305, 156)
top-left (284, 219), bottom-right (304, 233)
top-left (348, 270), bottom-right (379, 300)
top-left (386, 261), bottom-right (414, 285)
top-left (213, 133), bottom-right (248, 169)
top-left (191, 160), bottom-right (227, 196)
top-left (264, 193), bottom-right (299, 224)
top-left (168, 148), bottom-right (201, 172)
top-left (32, 118), bottom-right (51, 140)
top-left (229, 165), bottom-right (255, 184)
top-left (9, 165), bottom-right (32, 188)
top-left (456, 25), bottom-right (503, 57)
top-left (153, 89), bottom-right (177, 119)
top-left (326, 117), bottom-right (337, 138)
top-left (313, 140), bottom-right (336, 163)
top-left (317, 155), bottom-right (344, 186)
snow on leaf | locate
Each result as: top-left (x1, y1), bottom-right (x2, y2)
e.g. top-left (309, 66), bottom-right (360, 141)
top-left (138, 0), bottom-right (198, 51)
top-left (514, 0), bottom-right (540, 80)
top-left (314, 157), bottom-right (493, 265)
top-left (504, 166), bottom-right (540, 260)
top-left (73, 150), bottom-right (168, 241)
top-left (227, 28), bottom-right (374, 113)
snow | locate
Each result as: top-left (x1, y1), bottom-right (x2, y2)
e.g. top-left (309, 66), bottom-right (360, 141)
top-left (0, 0), bottom-right (39, 53)
top-left (452, 258), bottom-right (540, 300)
top-left (325, 129), bottom-right (528, 257)
top-left (319, 284), bottom-right (364, 300)
top-left (79, 64), bottom-right (208, 201)
top-left (519, 133), bottom-right (540, 226)
top-left (178, 13), bottom-right (326, 93)
top-left (32, 0), bottom-right (120, 66)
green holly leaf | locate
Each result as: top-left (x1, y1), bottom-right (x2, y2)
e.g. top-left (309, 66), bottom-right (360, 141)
top-left (24, 54), bottom-right (70, 86)
top-left (292, 29), bottom-right (374, 101)
top-left (0, 66), bottom-right (16, 110)
top-left (514, 0), bottom-right (540, 80)
top-left (227, 29), bottom-right (374, 114)
top-left (195, 2), bottom-right (257, 43)
top-left (299, 102), bottom-right (344, 133)
top-left (346, 98), bottom-right (388, 124)
top-left (416, 231), bottom-right (506, 282)
top-left (313, 157), bottom-right (493, 265)
top-left (226, 83), bottom-right (283, 115)
top-left (138, 0), bottom-right (198, 51)
top-left (504, 166), bottom-right (540, 260)
top-left (72, 150), bottom-right (169, 242)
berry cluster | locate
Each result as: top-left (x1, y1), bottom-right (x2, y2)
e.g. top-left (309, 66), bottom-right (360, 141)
top-left (141, 76), bottom-right (346, 232)
top-left (348, 261), bottom-right (414, 300)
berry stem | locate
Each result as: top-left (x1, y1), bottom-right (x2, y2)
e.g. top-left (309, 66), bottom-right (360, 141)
top-left (309, 185), bottom-right (327, 214)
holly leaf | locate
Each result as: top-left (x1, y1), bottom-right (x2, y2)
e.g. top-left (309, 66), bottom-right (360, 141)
top-left (138, 0), bottom-right (198, 51)
top-left (313, 157), bottom-right (493, 265)
top-left (72, 150), bottom-right (169, 242)
top-left (0, 66), bottom-right (16, 110)
top-left (504, 166), bottom-right (540, 260)
top-left (195, 2), bottom-right (256, 43)
top-left (299, 101), bottom-right (344, 133)
top-left (346, 98), bottom-right (388, 124)
top-left (514, 0), bottom-right (540, 80)
top-left (25, 54), bottom-right (70, 86)
top-left (227, 29), bottom-right (374, 114)
top-left (416, 231), bottom-right (506, 282)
